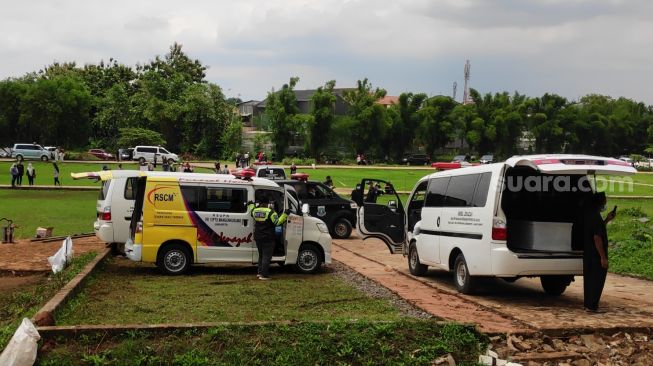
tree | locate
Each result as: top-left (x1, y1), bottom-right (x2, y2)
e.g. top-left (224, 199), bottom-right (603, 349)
top-left (266, 77), bottom-right (300, 158)
top-left (91, 84), bottom-right (131, 149)
top-left (343, 78), bottom-right (389, 156)
top-left (117, 127), bottom-right (166, 147)
top-left (388, 92), bottom-right (428, 161)
top-left (18, 74), bottom-right (92, 148)
top-left (308, 80), bottom-right (336, 160)
top-left (417, 96), bottom-right (457, 156)
top-left (221, 115), bottom-right (244, 159)
top-left (0, 79), bottom-right (29, 146)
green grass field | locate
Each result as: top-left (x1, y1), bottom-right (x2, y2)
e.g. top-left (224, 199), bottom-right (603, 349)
top-left (0, 190), bottom-right (98, 238)
top-left (57, 258), bottom-right (405, 325)
top-left (38, 321), bottom-right (485, 365)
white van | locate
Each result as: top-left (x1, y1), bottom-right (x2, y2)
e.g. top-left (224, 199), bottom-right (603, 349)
top-left (74, 170), bottom-right (332, 274)
top-left (132, 146), bottom-right (179, 164)
top-left (357, 155), bottom-right (636, 295)
top-left (72, 171), bottom-right (143, 250)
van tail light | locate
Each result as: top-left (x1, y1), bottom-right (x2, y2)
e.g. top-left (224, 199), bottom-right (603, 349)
top-left (492, 217), bottom-right (507, 241)
top-left (135, 222), bottom-right (143, 234)
top-left (99, 207), bottom-right (111, 221)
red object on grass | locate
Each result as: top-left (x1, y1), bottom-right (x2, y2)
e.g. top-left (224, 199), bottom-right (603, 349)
top-left (291, 173), bottom-right (309, 182)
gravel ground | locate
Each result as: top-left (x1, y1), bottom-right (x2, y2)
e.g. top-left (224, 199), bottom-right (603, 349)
top-left (329, 260), bottom-right (433, 320)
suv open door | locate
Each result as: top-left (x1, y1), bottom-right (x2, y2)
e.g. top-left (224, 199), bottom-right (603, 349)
top-left (355, 179), bottom-right (405, 253)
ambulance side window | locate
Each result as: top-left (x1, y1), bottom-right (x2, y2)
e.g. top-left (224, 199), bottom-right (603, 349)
top-left (181, 186), bottom-right (201, 210)
top-left (203, 187), bottom-right (247, 213)
top-left (124, 177), bottom-right (137, 200)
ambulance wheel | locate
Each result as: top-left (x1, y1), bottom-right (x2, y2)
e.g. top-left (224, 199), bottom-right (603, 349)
top-left (540, 275), bottom-right (572, 296)
top-left (332, 218), bottom-right (352, 239)
top-left (408, 242), bottom-right (428, 276)
top-left (294, 244), bottom-right (322, 274)
top-left (453, 253), bottom-right (476, 294)
top-left (158, 244), bottom-right (190, 275)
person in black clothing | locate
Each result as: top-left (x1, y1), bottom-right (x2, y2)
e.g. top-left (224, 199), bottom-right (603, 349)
top-left (290, 163), bottom-right (297, 175)
top-left (364, 182), bottom-right (378, 203)
top-left (16, 161), bottom-right (24, 186)
top-left (323, 176), bottom-right (334, 188)
top-left (583, 192), bottom-right (615, 313)
top-left (350, 184), bottom-right (363, 206)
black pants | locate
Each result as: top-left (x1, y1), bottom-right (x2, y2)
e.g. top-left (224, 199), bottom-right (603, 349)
top-left (17, 175), bottom-right (23, 185)
top-left (28, 176), bottom-right (34, 185)
top-left (11, 175), bottom-right (17, 187)
top-left (583, 255), bottom-right (607, 310)
top-left (54, 177), bottom-right (61, 186)
top-left (256, 240), bottom-right (274, 277)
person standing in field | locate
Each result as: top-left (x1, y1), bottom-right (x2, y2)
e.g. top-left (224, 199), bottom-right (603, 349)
top-left (16, 160), bottom-right (25, 186)
top-left (583, 192), bottom-right (615, 313)
top-left (10, 163), bottom-right (18, 188)
top-left (52, 163), bottom-right (61, 186)
top-left (26, 163), bottom-right (36, 186)
top-left (54, 147), bottom-right (60, 162)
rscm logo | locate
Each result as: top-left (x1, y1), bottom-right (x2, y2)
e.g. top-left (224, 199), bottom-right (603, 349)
top-left (147, 186), bottom-right (179, 205)
top-left (154, 193), bottom-right (176, 202)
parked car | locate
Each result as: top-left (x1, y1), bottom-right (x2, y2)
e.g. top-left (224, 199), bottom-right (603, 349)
top-left (132, 146), bottom-right (179, 164)
top-left (43, 146), bottom-right (57, 160)
top-left (88, 149), bottom-right (114, 160)
top-left (452, 155), bottom-right (468, 163)
top-left (120, 148), bottom-right (134, 161)
top-left (255, 165), bottom-right (287, 180)
top-left (276, 178), bottom-right (357, 239)
top-left (479, 154), bottom-right (494, 164)
top-left (10, 143), bottom-right (51, 161)
top-left (402, 153), bottom-right (431, 166)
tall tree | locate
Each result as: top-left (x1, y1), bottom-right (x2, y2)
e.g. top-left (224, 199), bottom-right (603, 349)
top-left (343, 78), bottom-right (389, 156)
top-left (417, 96), bottom-right (457, 156)
top-left (308, 80), bottom-right (336, 160)
top-left (265, 77), bottom-right (299, 158)
top-left (388, 92), bottom-right (428, 161)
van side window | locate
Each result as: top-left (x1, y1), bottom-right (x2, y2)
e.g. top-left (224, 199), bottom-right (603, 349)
top-left (424, 177), bottom-right (450, 207)
top-left (124, 177), bottom-right (137, 200)
top-left (471, 172), bottom-right (492, 207)
top-left (204, 187), bottom-right (247, 213)
top-left (181, 186), bottom-right (201, 210)
top-left (444, 174), bottom-right (478, 207)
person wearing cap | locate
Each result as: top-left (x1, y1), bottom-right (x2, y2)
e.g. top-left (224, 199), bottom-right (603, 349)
top-left (248, 197), bottom-right (290, 280)
top-left (583, 192), bottom-right (615, 313)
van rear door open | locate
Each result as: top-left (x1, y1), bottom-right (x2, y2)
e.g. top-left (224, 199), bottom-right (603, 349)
top-left (355, 179), bottom-right (405, 253)
top-left (504, 155), bottom-right (637, 175)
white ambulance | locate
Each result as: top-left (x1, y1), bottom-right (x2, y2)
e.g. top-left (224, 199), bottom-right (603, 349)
top-left (356, 154), bottom-right (636, 295)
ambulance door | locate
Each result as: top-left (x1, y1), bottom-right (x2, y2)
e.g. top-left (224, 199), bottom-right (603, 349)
top-left (194, 185), bottom-right (255, 262)
top-left (282, 187), bottom-right (304, 264)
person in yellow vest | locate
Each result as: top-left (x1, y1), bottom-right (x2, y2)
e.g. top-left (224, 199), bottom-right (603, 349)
top-left (248, 199), bottom-right (289, 280)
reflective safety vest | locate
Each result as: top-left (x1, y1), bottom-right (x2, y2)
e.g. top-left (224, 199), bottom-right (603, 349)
top-left (248, 204), bottom-right (288, 242)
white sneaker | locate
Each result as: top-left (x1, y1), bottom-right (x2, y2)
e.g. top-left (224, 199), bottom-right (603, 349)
top-left (259, 276), bottom-right (271, 281)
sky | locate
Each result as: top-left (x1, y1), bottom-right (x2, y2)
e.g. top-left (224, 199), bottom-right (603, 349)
top-left (1, 0), bottom-right (652, 103)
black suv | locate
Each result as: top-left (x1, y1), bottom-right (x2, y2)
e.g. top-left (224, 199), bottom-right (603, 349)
top-left (277, 180), bottom-right (357, 239)
top-left (401, 153), bottom-right (430, 166)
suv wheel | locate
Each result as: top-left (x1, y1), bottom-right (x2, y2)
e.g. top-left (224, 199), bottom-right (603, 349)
top-left (167, 158), bottom-right (175, 165)
top-left (138, 157), bottom-right (146, 164)
top-left (41, 155), bottom-right (49, 162)
top-left (332, 218), bottom-right (352, 239)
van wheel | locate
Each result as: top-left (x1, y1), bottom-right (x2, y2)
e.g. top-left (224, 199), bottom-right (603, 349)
top-left (167, 158), bottom-right (175, 165)
top-left (41, 155), bottom-right (49, 162)
top-left (408, 243), bottom-right (428, 276)
top-left (158, 244), bottom-right (190, 275)
top-left (15, 154), bottom-right (23, 161)
top-left (294, 244), bottom-right (322, 274)
top-left (332, 218), bottom-right (352, 239)
top-left (138, 157), bottom-right (146, 164)
top-left (453, 253), bottom-right (476, 294)
top-left (540, 275), bottom-right (572, 296)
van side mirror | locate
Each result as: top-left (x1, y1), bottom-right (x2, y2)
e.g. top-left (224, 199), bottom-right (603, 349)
top-left (301, 203), bottom-right (310, 215)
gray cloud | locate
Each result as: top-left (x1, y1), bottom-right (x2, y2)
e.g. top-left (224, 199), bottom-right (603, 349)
top-left (0, 0), bottom-right (652, 103)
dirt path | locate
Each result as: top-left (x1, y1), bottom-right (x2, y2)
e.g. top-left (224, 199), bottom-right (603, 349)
top-left (332, 234), bottom-right (653, 333)
top-left (0, 236), bottom-right (106, 272)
